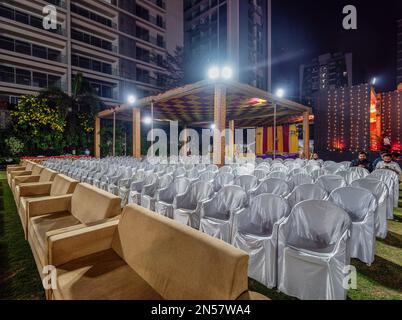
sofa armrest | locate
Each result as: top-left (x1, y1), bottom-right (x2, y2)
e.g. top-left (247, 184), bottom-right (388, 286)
top-left (7, 165), bottom-right (25, 173)
top-left (11, 170), bottom-right (33, 179)
top-left (19, 182), bottom-right (52, 197)
top-left (14, 175), bottom-right (41, 185)
top-left (48, 220), bottom-right (119, 267)
top-left (27, 195), bottom-right (72, 218)
top-left (236, 291), bottom-right (270, 300)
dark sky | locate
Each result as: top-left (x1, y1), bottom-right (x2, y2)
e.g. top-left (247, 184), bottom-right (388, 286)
top-left (272, 0), bottom-right (402, 99)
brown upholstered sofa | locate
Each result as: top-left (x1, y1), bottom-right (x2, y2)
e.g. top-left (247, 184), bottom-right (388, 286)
top-left (7, 161), bottom-right (38, 186)
top-left (18, 174), bottom-right (79, 238)
top-left (48, 204), bottom-right (267, 300)
top-left (13, 168), bottom-right (58, 204)
top-left (27, 183), bottom-right (121, 281)
top-left (11, 164), bottom-right (44, 194)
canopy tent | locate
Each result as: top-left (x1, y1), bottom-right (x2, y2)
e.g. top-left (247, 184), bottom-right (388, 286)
top-left (95, 79), bottom-right (313, 164)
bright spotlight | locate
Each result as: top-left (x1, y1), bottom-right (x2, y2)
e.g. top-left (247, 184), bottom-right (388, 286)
top-left (371, 77), bottom-right (377, 85)
top-left (208, 66), bottom-right (220, 80)
top-left (210, 124), bottom-right (216, 130)
top-left (276, 89), bottom-right (285, 98)
top-left (221, 66), bottom-right (233, 80)
top-left (143, 117), bottom-right (152, 125)
top-left (127, 95), bottom-right (136, 105)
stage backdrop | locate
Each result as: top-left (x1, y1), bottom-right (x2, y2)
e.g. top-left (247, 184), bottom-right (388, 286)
top-left (256, 124), bottom-right (299, 155)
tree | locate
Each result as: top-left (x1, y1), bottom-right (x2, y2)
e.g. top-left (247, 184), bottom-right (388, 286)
top-left (11, 95), bottom-right (66, 155)
top-left (163, 46), bottom-right (185, 90)
top-left (39, 73), bottom-right (104, 154)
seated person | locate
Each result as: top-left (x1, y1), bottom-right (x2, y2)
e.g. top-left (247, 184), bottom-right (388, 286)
top-left (375, 153), bottom-right (402, 175)
top-left (351, 151), bottom-right (373, 172)
top-left (310, 153), bottom-right (320, 161)
top-left (372, 152), bottom-right (386, 169)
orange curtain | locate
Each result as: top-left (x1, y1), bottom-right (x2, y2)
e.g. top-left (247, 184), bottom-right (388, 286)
top-left (277, 126), bottom-right (284, 152)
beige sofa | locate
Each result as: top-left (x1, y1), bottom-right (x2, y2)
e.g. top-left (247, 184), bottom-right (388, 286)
top-left (27, 183), bottom-right (121, 281)
top-left (18, 174), bottom-right (79, 238)
top-left (48, 204), bottom-right (267, 300)
top-left (11, 164), bottom-right (44, 194)
top-left (14, 168), bottom-right (57, 204)
top-left (7, 161), bottom-right (36, 186)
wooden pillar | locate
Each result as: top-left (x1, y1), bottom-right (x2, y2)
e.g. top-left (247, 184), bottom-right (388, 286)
top-left (182, 125), bottom-right (188, 156)
top-left (132, 108), bottom-right (141, 159)
top-left (303, 111), bottom-right (310, 159)
top-left (213, 84), bottom-right (227, 166)
top-left (228, 120), bottom-right (235, 160)
top-left (94, 116), bottom-right (100, 159)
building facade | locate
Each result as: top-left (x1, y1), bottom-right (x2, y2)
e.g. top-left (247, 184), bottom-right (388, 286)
top-left (0, 0), bottom-right (183, 108)
top-left (397, 19), bottom-right (402, 86)
top-left (183, 0), bottom-right (272, 91)
top-left (299, 52), bottom-right (353, 108)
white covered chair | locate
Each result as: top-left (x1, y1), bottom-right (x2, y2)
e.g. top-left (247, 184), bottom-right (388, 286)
top-left (310, 168), bottom-right (326, 181)
top-left (351, 178), bottom-right (389, 239)
top-left (155, 177), bottom-right (191, 218)
top-left (316, 175), bottom-right (347, 194)
top-left (233, 194), bottom-right (290, 288)
top-left (127, 171), bottom-right (148, 205)
top-left (199, 186), bottom-right (248, 243)
top-left (370, 169), bottom-right (400, 211)
top-left (249, 178), bottom-right (291, 199)
top-left (267, 171), bottom-right (288, 181)
top-left (288, 173), bottom-right (314, 189)
top-left (173, 181), bottom-right (214, 229)
top-left (253, 169), bottom-right (268, 181)
top-left (343, 167), bottom-right (370, 185)
top-left (287, 184), bottom-right (328, 208)
top-left (213, 172), bottom-right (234, 192)
top-left (186, 168), bottom-right (200, 182)
top-left (277, 200), bottom-right (351, 300)
top-left (199, 171), bottom-right (216, 184)
top-left (141, 174), bottom-right (173, 211)
top-left (329, 187), bottom-right (377, 265)
top-left (234, 175), bottom-right (258, 192)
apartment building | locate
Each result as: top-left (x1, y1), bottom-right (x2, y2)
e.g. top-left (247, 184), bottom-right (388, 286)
top-left (0, 0), bottom-right (183, 107)
top-left (397, 19), bottom-right (402, 86)
top-left (183, 0), bottom-right (272, 91)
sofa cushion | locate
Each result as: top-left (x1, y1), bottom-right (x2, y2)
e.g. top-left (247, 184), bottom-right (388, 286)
top-left (39, 168), bottom-right (57, 183)
top-left (54, 249), bottom-right (162, 300)
top-left (71, 184), bottom-right (121, 224)
top-left (30, 212), bottom-right (80, 266)
top-left (111, 204), bottom-right (249, 300)
top-left (32, 165), bottom-right (44, 176)
top-left (50, 175), bottom-right (78, 197)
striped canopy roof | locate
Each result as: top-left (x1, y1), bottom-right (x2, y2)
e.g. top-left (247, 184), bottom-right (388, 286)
top-left (98, 80), bottom-right (312, 128)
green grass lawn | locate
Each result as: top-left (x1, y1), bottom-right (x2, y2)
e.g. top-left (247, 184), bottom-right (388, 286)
top-left (0, 171), bottom-right (401, 300)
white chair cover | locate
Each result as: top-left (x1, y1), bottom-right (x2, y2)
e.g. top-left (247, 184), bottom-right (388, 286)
top-left (329, 187), bottom-right (377, 265)
top-left (141, 174), bottom-right (172, 211)
top-left (277, 200), bottom-right (351, 300)
top-left (213, 172), bottom-right (235, 192)
top-left (288, 173), bottom-right (314, 189)
top-left (155, 177), bottom-right (190, 218)
top-left (173, 181), bottom-right (214, 229)
top-left (351, 178), bottom-right (389, 239)
top-left (127, 171), bottom-right (147, 205)
top-left (310, 168), bottom-right (326, 181)
top-left (287, 184), bottom-right (328, 208)
top-left (233, 175), bottom-right (258, 191)
top-left (249, 178), bottom-right (291, 199)
top-left (233, 194), bottom-right (290, 288)
top-left (316, 175), bottom-right (347, 194)
top-left (200, 186), bottom-right (248, 243)
top-left (370, 169), bottom-right (400, 211)
top-left (343, 167), bottom-right (370, 185)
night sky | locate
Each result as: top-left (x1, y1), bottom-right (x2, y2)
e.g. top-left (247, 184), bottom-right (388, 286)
top-left (272, 0), bottom-right (402, 99)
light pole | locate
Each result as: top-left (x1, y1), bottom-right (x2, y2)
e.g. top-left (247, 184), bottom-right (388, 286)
top-left (273, 89), bottom-right (285, 160)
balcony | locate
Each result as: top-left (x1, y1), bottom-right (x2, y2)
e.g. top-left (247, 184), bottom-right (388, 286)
top-left (0, 36), bottom-right (66, 64)
top-left (0, 4), bottom-right (66, 36)
top-left (44, 0), bottom-right (67, 9)
top-left (0, 67), bottom-right (66, 91)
